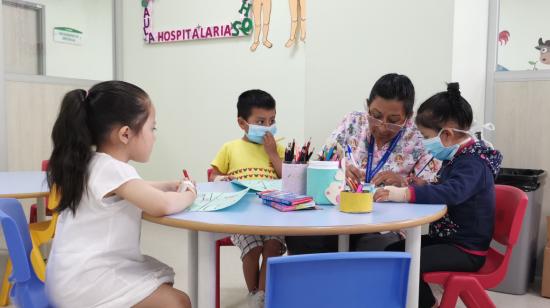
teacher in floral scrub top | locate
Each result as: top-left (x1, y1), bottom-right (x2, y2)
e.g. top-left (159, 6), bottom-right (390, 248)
top-left (287, 73), bottom-right (441, 254)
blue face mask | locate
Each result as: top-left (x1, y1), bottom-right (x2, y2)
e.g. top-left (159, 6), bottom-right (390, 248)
top-left (246, 124), bottom-right (277, 144)
top-left (422, 129), bottom-right (470, 161)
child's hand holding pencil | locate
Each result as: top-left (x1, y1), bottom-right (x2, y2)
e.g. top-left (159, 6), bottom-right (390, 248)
top-left (178, 169), bottom-right (197, 196)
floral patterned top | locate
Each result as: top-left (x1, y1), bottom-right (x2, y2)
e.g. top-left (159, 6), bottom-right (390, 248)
top-left (326, 111), bottom-right (441, 182)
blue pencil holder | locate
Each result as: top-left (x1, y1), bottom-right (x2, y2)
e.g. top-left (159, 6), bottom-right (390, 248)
top-left (307, 161), bottom-right (339, 205)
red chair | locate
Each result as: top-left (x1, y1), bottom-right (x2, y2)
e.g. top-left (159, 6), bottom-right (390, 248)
top-left (29, 160), bottom-right (51, 223)
top-left (208, 168), bottom-right (235, 308)
top-left (423, 185), bottom-right (528, 308)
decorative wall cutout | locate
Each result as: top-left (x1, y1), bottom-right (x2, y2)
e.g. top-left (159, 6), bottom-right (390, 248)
top-left (285, 0), bottom-right (307, 48)
top-left (142, 0), bottom-right (252, 44)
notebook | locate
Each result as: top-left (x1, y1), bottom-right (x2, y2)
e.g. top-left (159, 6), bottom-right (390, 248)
top-left (262, 199), bottom-right (317, 212)
top-left (257, 190), bottom-right (313, 206)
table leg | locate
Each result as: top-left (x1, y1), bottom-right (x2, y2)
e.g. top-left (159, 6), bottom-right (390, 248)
top-left (36, 197), bottom-right (49, 257)
top-left (338, 234), bottom-right (350, 252)
top-left (198, 231), bottom-right (216, 308)
top-left (405, 226), bottom-right (421, 308)
top-left (187, 230), bottom-right (198, 308)
top-left (36, 197), bottom-right (46, 222)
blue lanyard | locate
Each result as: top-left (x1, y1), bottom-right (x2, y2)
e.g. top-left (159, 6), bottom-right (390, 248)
top-left (366, 130), bottom-right (404, 183)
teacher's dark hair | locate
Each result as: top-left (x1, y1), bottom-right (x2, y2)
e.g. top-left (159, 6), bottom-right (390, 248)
top-left (367, 73), bottom-right (415, 118)
top-left (47, 81), bottom-right (151, 215)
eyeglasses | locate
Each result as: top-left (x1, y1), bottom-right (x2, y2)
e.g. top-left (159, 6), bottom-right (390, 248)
top-left (367, 114), bottom-right (405, 133)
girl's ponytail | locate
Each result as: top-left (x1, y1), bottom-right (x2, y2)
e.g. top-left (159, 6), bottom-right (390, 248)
top-left (47, 89), bottom-right (93, 214)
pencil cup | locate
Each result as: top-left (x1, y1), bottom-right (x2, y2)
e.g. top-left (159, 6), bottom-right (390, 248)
top-left (282, 163), bottom-right (308, 195)
top-left (339, 191), bottom-right (373, 213)
top-left (307, 161), bottom-right (339, 205)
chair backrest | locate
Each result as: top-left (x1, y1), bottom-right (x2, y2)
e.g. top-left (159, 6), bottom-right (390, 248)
top-left (0, 199), bottom-right (35, 283)
top-left (0, 199), bottom-right (51, 308)
top-left (42, 160), bottom-right (49, 207)
top-left (493, 185), bottom-right (528, 247)
top-left (265, 252), bottom-right (411, 308)
top-left (476, 185), bottom-right (528, 285)
top-left (47, 185), bottom-right (60, 212)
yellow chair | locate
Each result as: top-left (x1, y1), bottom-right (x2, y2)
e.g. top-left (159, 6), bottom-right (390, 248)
top-left (0, 186), bottom-right (59, 306)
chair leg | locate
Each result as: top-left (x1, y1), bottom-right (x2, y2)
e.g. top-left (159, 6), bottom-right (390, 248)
top-left (216, 241), bottom-right (221, 308)
top-left (0, 259), bottom-right (12, 306)
top-left (439, 279), bottom-right (461, 308)
top-left (459, 278), bottom-right (495, 308)
top-left (440, 275), bottom-right (495, 308)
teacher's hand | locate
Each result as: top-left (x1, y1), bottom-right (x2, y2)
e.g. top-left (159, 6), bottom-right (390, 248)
top-left (372, 171), bottom-right (407, 187)
top-left (345, 162), bottom-right (365, 185)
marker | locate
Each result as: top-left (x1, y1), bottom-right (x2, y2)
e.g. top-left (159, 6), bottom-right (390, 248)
top-left (326, 146), bottom-right (335, 161)
top-left (183, 169), bottom-right (190, 179)
top-left (346, 145), bottom-right (359, 168)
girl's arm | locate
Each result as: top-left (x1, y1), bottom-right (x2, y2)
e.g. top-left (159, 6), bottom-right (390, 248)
top-left (114, 179), bottom-right (197, 216)
top-left (410, 159), bottom-right (485, 205)
top-left (147, 181), bottom-right (179, 192)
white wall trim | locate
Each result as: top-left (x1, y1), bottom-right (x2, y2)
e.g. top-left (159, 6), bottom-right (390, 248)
top-left (113, 0), bottom-right (123, 80)
top-left (484, 0), bottom-right (500, 142)
top-left (5, 73), bottom-right (98, 87)
top-left (0, 2), bottom-right (7, 170)
top-left (494, 70), bottom-right (550, 82)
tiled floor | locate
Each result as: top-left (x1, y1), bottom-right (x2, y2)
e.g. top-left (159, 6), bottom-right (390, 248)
top-left (1, 221), bottom-right (549, 307)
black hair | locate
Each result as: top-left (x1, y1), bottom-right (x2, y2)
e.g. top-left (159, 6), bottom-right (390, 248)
top-left (415, 82), bottom-right (473, 131)
top-left (366, 73), bottom-right (415, 118)
top-left (237, 89), bottom-right (276, 120)
top-left (47, 81), bottom-right (151, 215)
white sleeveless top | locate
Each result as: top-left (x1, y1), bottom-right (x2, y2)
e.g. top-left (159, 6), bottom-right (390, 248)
top-left (46, 152), bottom-right (174, 308)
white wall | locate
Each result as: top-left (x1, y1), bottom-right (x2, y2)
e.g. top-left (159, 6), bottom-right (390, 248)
top-left (305, 0), bottom-right (455, 146)
top-left (38, 0), bottom-right (113, 80)
top-left (452, 0), bottom-right (489, 125)
top-left (122, 0), bottom-right (306, 183)
top-left (498, 0), bottom-right (550, 71)
top-left (122, 0), bottom-right (306, 293)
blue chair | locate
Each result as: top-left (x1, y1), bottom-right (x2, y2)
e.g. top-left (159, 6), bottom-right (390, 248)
top-left (265, 252), bottom-right (411, 308)
top-left (0, 199), bottom-right (52, 308)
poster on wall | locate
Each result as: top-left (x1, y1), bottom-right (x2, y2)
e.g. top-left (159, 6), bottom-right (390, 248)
top-left (53, 27), bottom-right (83, 45)
top-left (141, 0), bottom-right (308, 53)
top-left (142, 0), bottom-right (253, 44)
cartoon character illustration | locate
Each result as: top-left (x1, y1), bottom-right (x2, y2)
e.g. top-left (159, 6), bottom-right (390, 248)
top-left (535, 38), bottom-right (550, 65)
top-left (428, 159), bottom-right (438, 173)
top-left (250, 0), bottom-right (273, 52)
top-left (325, 169), bottom-right (345, 205)
top-left (498, 30), bottom-right (510, 45)
top-left (285, 0), bottom-right (307, 48)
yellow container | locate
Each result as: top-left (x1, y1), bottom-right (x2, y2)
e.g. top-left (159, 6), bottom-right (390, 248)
top-left (339, 191), bottom-right (373, 213)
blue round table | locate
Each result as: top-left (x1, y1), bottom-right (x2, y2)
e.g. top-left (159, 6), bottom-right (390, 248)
top-left (144, 182), bottom-right (447, 308)
top-left (0, 171), bottom-right (49, 221)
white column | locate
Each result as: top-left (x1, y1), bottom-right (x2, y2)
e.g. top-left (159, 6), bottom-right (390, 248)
top-left (452, 0), bottom-right (490, 124)
top-left (198, 231), bottom-right (217, 308)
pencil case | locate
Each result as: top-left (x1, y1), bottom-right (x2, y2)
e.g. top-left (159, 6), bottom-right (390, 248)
top-left (339, 191), bottom-right (373, 213)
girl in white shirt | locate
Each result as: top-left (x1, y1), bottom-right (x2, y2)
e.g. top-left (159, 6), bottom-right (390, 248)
top-left (46, 81), bottom-right (197, 308)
